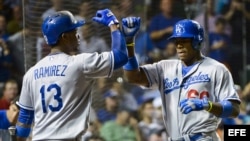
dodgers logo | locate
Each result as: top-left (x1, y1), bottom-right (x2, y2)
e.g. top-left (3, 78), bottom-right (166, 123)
top-left (175, 24), bottom-right (185, 35)
top-left (164, 72), bottom-right (211, 94)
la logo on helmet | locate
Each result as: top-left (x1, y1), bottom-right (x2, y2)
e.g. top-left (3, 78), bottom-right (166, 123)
top-left (175, 24), bottom-right (185, 35)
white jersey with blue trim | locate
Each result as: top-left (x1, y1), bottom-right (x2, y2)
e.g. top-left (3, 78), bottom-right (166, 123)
top-left (18, 52), bottom-right (113, 140)
top-left (141, 57), bottom-right (240, 139)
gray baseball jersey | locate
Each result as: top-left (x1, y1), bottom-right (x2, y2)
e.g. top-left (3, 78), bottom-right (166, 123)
top-left (141, 56), bottom-right (240, 139)
top-left (18, 52), bottom-right (113, 140)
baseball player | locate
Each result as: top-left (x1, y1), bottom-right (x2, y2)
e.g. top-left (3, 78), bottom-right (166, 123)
top-left (14, 9), bottom-right (129, 141)
top-left (122, 17), bottom-right (241, 141)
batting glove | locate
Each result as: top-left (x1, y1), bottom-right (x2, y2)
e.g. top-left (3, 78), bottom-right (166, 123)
top-left (121, 17), bottom-right (141, 37)
top-left (179, 97), bottom-right (209, 114)
top-left (92, 9), bottom-right (119, 27)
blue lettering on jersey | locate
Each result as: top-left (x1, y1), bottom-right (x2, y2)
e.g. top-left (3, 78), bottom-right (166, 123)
top-left (34, 65), bottom-right (67, 80)
top-left (164, 72), bottom-right (211, 94)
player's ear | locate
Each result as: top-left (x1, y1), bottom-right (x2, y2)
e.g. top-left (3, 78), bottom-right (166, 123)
top-left (61, 33), bottom-right (66, 39)
top-left (61, 33), bottom-right (70, 43)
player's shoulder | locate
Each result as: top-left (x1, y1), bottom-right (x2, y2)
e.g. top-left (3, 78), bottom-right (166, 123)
top-left (157, 59), bottom-right (180, 65)
top-left (23, 66), bottom-right (35, 79)
top-left (147, 59), bottom-right (180, 70)
top-left (203, 57), bottom-right (229, 71)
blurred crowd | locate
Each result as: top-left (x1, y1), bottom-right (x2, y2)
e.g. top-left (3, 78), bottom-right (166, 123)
top-left (1, 0), bottom-right (250, 141)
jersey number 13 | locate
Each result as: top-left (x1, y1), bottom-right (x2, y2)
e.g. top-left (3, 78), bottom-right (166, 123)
top-left (40, 83), bottom-right (63, 113)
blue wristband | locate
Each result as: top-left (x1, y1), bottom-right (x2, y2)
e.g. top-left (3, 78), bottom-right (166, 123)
top-left (123, 56), bottom-right (139, 70)
top-left (219, 100), bottom-right (233, 118)
top-left (16, 125), bottom-right (31, 138)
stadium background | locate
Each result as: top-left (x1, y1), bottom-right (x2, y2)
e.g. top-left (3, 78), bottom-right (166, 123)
top-left (0, 0), bottom-right (249, 140)
top-left (20, 0), bottom-right (189, 111)
top-left (20, 0), bottom-right (250, 111)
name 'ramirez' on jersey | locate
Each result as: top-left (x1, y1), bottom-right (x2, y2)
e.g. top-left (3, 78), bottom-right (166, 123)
top-left (34, 65), bottom-right (67, 80)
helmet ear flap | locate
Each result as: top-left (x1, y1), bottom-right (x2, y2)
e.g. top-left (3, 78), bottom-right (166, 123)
top-left (192, 36), bottom-right (201, 50)
top-left (192, 26), bottom-right (204, 50)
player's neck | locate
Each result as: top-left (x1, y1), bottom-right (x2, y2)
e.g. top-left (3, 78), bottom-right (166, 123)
top-left (50, 48), bottom-right (63, 54)
top-left (183, 54), bottom-right (203, 66)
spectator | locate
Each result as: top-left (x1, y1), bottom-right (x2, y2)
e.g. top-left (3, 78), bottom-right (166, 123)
top-left (150, 97), bottom-right (168, 141)
top-left (193, 0), bottom-right (232, 55)
top-left (220, 0), bottom-right (250, 84)
top-left (0, 38), bottom-right (12, 85)
top-left (7, 29), bottom-right (29, 82)
top-left (0, 96), bottom-right (19, 141)
top-left (75, 1), bottom-right (95, 40)
top-left (41, 0), bottom-right (63, 21)
top-left (85, 134), bottom-right (105, 141)
top-left (208, 17), bottom-right (231, 70)
top-left (0, 79), bottom-right (19, 110)
top-left (194, 0), bottom-right (231, 36)
top-left (112, 81), bottom-right (139, 113)
top-left (162, 41), bottom-right (177, 60)
top-left (75, 1), bottom-right (93, 21)
top-left (91, 77), bottom-right (112, 114)
top-left (100, 108), bottom-right (142, 141)
top-left (234, 84), bottom-right (250, 125)
top-left (152, 97), bottom-right (165, 128)
top-left (78, 22), bottom-right (110, 54)
top-left (148, 0), bottom-right (181, 50)
top-left (138, 99), bottom-right (163, 141)
top-left (97, 90), bottom-right (119, 124)
top-left (0, 14), bottom-right (9, 41)
top-left (118, 0), bottom-right (134, 18)
top-left (242, 82), bottom-right (250, 115)
top-left (6, 5), bottom-right (23, 35)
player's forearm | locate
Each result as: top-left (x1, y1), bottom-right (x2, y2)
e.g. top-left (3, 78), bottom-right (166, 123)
top-left (15, 108), bottom-right (34, 139)
top-left (123, 39), bottom-right (149, 86)
top-left (111, 27), bottom-right (128, 69)
top-left (125, 37), bottom-right (136, 57)
top-left (110, 24), bottom-right (119, 32)
top-left (123, 69), bottom-right (149, 87)
top-left (207, 100), bottom-right (240, 118)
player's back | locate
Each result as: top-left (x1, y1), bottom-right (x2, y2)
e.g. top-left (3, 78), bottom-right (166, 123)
top-left (20, 52), bottom-right (113, 140)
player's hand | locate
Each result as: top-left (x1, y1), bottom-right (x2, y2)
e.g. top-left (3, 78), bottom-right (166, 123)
top-left (121, 17), bottom-right (141, 37)
top-left (92, 9), bottom-right (119, 27)
top-left (179, 97), bottom-right (209, 114)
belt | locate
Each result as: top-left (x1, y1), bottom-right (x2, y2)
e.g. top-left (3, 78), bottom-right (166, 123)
top-left (169, 133), bottom-right (203, 141)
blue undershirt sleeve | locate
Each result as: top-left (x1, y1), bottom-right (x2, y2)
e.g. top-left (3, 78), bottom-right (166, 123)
top-left (16, 107), bottom-right (34, 138)
top-left (111, 30), bottom-right (128, 70)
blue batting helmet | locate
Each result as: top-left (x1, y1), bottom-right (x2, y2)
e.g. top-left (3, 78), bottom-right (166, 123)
top-left (42, 10), bottom-right (85, 46)
top-left (168, 19), bottom-right (204, 49)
